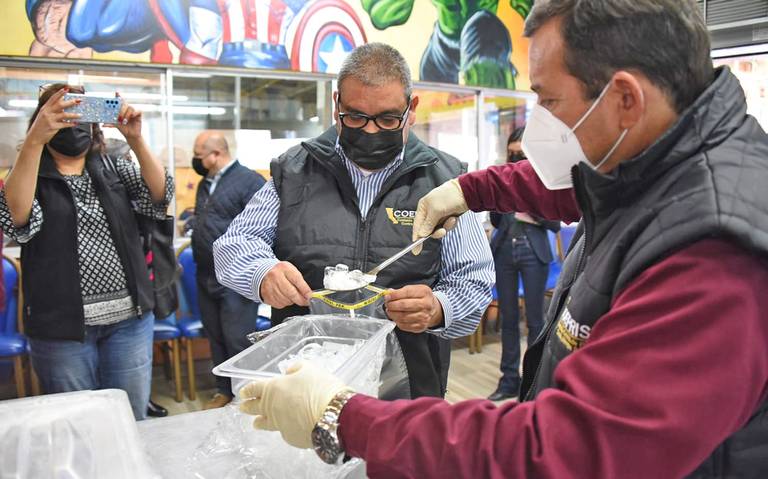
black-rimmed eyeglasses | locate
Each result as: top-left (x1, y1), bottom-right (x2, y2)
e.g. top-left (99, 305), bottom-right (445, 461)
top-left (337, 98), bottom-right (411, 131)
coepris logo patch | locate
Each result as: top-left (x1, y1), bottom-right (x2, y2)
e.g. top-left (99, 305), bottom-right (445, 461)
top-left (386, 208), bottom-right (417, 226)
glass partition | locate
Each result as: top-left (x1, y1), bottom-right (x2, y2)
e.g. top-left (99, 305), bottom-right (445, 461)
top-left (0, 65), bottom-right (167, 177)
top-left (714, 54), bottom-right (768, 129)
top-left (171, 73), bottom-right (332, 218)
top-left (482, 94), bottom-right (532, 169)
top-left (411, 89), bottom-right (479, 171)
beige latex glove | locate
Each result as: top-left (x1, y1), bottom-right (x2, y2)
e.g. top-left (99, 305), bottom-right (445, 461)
top-left (239, 362), bottom-right (353, 449)
top-left (412, 178), bottom-right (468, 255)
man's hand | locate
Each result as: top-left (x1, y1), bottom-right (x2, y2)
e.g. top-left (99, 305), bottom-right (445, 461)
top-left (412, 178), bottom-right (468, 255)
top-left (239, 362), bottom-right (353, 449)
top-left (260, 262), bottom-right (312, 308)
top-left (385, 285), bottom-right (443, 333)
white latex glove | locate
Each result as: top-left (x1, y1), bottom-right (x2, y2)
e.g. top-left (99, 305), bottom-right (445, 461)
top-left (239, 362), bottom-right (353, 449)
top-left (412, 178), bottom-right (468, 255)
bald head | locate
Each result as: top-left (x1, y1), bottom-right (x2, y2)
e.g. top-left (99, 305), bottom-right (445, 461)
top-left (193, 130), bottom-right (231, 176)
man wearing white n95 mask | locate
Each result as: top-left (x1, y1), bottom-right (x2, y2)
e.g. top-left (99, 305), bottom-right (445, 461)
top-left (234, 1), bottom-right (768, 478)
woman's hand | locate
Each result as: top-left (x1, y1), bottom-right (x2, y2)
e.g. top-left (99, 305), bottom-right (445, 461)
top-left (26, 87), bottom-right (81, 146)
top-left (114, 93), bottom-right (142, 141)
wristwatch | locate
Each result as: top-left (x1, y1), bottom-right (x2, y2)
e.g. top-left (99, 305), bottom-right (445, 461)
top-left (312, 389), bottom-right (356, 464)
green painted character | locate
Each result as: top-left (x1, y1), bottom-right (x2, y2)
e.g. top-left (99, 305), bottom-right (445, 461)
top-left (362, 0), bottom-right (533, 89)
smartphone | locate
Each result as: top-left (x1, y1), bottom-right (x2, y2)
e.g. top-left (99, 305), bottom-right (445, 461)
top-left (62, 93), bottom-right (123, 124)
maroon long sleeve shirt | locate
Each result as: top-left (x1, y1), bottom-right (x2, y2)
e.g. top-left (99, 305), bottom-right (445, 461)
top-left (339, 161), bottom-right (768, 478)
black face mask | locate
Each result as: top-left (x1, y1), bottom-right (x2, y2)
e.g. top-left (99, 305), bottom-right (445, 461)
top-left (48, 124), bottom-right (92, 157)
top-left (339, 126), bottom-right (404, 170)
top-left (507, 151), bottom-right (526, 163)
top-left (191, 156), bottom-right (210, 177)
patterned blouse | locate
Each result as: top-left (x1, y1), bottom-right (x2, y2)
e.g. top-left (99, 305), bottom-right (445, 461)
top-left (0, 156), bottom-right (174, 326)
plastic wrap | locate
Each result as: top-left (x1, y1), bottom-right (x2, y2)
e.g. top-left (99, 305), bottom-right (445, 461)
top-left (309, 286), bottom-right (388, 319)
top-left (138, 407), bottom-right (367, 479)
top-left (0, 389), bottom-right (158, 479)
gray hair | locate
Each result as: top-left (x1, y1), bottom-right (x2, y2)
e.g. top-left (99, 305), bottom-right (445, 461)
top-left (525, 0), bottom-right (713, 113)
top-left (337, 43), bottom-right (412, 102)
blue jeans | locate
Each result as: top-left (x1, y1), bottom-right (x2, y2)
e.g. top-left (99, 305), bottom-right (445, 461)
top-left (29, 312), bottom-right (154, 420)
top-left (494, 237), bottom-right (548, 393)
top-left (197, 275), bottom-right (260, 396)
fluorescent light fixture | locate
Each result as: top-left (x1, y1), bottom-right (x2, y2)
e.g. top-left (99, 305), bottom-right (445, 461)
top-left (712, 43), bottom-right (768, 59)
top-left (173, 106), bottom-right (226, 115)
top-left (173, 72), bottom-right (213, 79)
top-left (88, 92), bottom-right (189, 102)
top-left (0, 107), bottom-right (24, 118)
top-left (8, 99), bottom-right (38, 108)
top-left (131, 104), bottom-right (226, 116)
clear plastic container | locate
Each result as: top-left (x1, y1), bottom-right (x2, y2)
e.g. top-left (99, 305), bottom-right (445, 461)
top-left (213, 315), bottom-right (395, 397)
top-left (0, 389), bottom-right (158, 479)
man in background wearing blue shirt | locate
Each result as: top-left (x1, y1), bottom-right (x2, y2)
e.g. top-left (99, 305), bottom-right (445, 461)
top-left (214, 44), bottom-right (494, 398)
top-left (188, 131), bottom-right (266, 409)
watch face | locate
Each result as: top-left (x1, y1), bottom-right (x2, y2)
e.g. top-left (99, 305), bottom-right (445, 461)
top-left (312, 424), bottom-right (342, 465)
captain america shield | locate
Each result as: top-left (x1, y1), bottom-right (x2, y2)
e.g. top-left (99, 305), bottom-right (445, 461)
top-left (286, 0), bottom-right (367, 74)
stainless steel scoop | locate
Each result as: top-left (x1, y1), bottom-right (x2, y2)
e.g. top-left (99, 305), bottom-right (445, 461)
top-left (322, 218), bottom-right (458, 292)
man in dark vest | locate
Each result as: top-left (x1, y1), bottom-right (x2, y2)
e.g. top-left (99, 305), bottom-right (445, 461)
top-left (232, 1), bottom-right (768, 477)
top-left (214, 43), bottom-right (494, 399)
top-left (188, 131), bottom-right (266, 409)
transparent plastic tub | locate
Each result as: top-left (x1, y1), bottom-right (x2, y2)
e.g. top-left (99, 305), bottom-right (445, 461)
top-left (0, 389), bottom-right (157, 479)
top-left (213, 315), bottom-right (395, 397)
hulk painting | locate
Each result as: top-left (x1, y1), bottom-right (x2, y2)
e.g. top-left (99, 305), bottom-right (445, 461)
top-left (362, 0), bottom-right (533, 88)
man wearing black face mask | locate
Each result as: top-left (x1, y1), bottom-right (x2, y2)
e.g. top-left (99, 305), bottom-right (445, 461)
top-left (186, 130), bottom-right (266, 410)
top-left (214, 43), bottom-right (494, 400)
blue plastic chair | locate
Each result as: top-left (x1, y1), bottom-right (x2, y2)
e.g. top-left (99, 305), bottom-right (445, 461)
top-left (1, 255), bottom-right (27, 397)
top-left (176, 243), bottom-right (205, 400)
top-left (546, 230), bottom-right (563, 291)
top-left (559, 223), bottom-right (579, 257)
top-left (153, 311), bottom-right (183, 403)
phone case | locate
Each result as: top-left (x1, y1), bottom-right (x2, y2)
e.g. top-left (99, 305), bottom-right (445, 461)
top-left (62, 93), bottom-right (123, 124)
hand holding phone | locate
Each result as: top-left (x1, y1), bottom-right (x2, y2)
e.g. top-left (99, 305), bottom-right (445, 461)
top-left (62, 93), bottom-right (122, 124)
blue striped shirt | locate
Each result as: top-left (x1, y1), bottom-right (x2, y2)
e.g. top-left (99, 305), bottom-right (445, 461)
top-left (213, 140), bottom-right (495, 339)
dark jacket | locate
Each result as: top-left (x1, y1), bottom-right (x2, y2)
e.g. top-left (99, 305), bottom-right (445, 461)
top-left (489, 212), bottom-right (560, 263)
top-left (191, 160), bottom-right (265, 284)
top-left (520, 68), bottom-right (768, 478)
top-left (271, 127), bottom-right (466, 398)
top-left (21, 150), bottom-right (154, 341)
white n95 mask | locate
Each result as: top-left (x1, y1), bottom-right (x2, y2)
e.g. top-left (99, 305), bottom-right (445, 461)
top-left (521, 83), bottom-right (628, 190)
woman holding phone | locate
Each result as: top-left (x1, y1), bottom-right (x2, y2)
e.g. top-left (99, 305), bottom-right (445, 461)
top-left (0, 84), bottom-right (173, 419)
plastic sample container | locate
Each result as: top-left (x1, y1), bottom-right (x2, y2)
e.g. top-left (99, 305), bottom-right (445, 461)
top-left (213, 315), bottom-right (395, 396)
top-left (0, 389), bottom-right (157, 479)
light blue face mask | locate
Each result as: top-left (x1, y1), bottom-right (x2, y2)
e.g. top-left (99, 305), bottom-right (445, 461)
top-left (522, 83), bottom-right (629, 190)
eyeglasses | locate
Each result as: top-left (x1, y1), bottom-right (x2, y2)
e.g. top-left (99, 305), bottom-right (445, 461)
top-left (337, 97), bottom-right (411, 131)
top-left (38, 83), bottom-right (84, 97)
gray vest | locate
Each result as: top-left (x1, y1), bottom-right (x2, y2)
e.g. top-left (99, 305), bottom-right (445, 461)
top-left (520, 68), bottom-right (768, 478)
top-left (271, 127), bottom-right (466, 398)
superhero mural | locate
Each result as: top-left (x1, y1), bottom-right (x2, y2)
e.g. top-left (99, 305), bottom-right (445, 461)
top-left (362, 0), bottom-right (532, 89)
top-left (24, 0), bottom-right (367, 73)
top-left (17, 0), bottom-right (531, 88)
